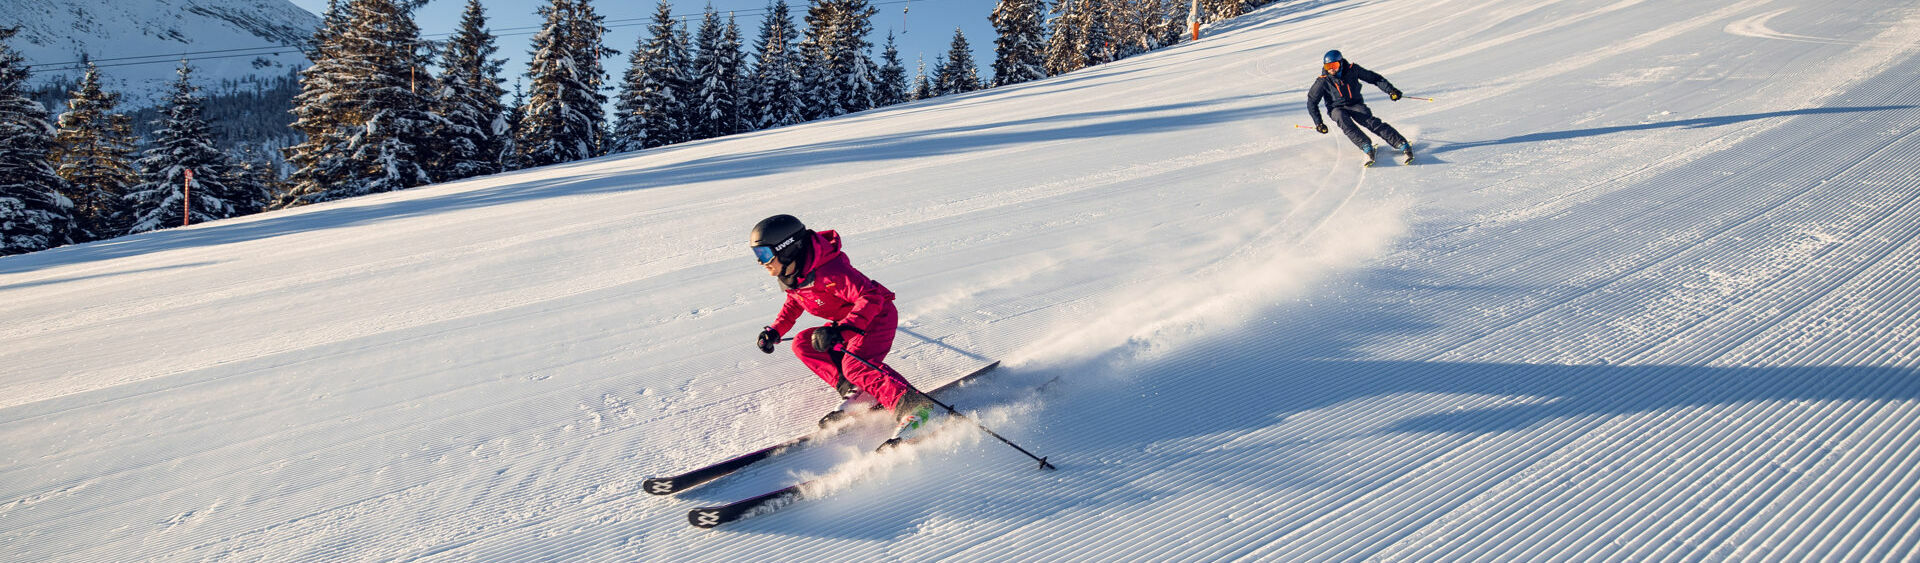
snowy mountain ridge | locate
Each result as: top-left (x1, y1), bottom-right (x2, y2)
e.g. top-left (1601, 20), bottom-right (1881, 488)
top-left (3, 0), bottom-right (316, 104)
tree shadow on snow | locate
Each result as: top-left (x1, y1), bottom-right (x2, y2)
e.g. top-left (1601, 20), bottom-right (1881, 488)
top-left (0, 94), bottom-right (1271, 276)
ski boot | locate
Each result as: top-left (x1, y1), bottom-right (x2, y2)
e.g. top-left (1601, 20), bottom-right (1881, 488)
top-left (818, 376), bottom-right (878, 428)
top-left (1399, 142), bottom-right (1415, 165)
top-left (879, 393), bottom-right (945, 449)
top-left (1361, 144), bottom-right (1376, 168)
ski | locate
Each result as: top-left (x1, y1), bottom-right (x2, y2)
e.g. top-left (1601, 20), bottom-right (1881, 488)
top-left (643, 436), bottom-right (810, 496)
top-left (689, 481), bottom-right (809, 528)
top-left (688, 421), bottom-right (964, 529)
top-left (644, 361), bottom-right (1000, 496)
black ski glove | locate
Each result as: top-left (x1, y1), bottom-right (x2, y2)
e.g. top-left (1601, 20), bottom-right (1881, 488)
top-left (809, 324), bottom-right (864, 352)
top-left (1389, 89), bottom-right (1402, 101)
top-left (1314, 123), bottom-right (1328, 134)
top-left (756, 327), bottom-right (780, 354)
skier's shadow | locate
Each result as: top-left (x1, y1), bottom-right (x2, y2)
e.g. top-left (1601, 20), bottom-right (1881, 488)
top-left (1422, 105), bottom-right (1917, 156)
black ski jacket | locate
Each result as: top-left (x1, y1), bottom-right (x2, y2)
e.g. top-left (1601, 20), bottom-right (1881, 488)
top-left (1308, 63), bottom-right (1399, 126)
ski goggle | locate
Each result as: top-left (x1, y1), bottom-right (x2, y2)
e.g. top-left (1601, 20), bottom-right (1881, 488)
top-left (1323, 61), bottom-right (1342, 73)
top-left (752, 245), bottom-right (777, 264)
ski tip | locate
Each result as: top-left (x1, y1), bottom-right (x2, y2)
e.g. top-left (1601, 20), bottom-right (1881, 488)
top-left (689, 508), bottom-right (725, 528)
top-left (643, 478), bottom-right (678, 495)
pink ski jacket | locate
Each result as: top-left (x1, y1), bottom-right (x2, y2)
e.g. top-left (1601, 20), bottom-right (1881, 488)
top-left (769, 230), bottom-right (896, 335)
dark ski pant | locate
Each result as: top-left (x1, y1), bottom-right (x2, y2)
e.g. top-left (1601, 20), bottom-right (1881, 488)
top-left (1330, 104), bottom-right (1408, 153)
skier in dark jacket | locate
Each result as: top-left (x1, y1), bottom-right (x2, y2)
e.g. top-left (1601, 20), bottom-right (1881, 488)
top-left (1308, 50), bottom-right (1413, 166)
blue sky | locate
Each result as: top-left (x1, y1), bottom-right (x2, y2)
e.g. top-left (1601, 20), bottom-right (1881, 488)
top-left (286, 0), bottom-right (1001, 86)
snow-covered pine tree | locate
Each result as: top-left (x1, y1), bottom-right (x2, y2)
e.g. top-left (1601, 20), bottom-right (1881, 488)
top-left (873, 32), bottom-right (907, 107)
top-left (338, 0), bottom-right (440, 195)
top-left (566, 0), bottom-right (614, 157)
top-left (0, 27), bottom-right (75, 255)
top-left (611, 36), bottom-right (650, 151)
top-left (795, 0), bottom-right (838, 121)
top-left (229, 144), bottom-right (280, 216)
top-left (1202, 0), bottom-right (1244, 23)
top-left (518, 0), bottom-right (604, 167)
top-left (797, 0), bottom-right (877, 119)
top-left (125, 63), bottom-right (238, 234)
top-left (612, 0), bottom-right (691, 151)
top-left (990, 0), bottom-right (1047, 87)
top-left (51, 63), bottom-right (138, 241)
top-left (432, 0), bottom-right (510, 181)
top-left (673, 20), bottom-right (697, 135)
top-left (1104, 0), bottom-right (1148, 59)
top-left (689, 5), bottom-right (743, 141)
top-left (843, 50), bottom-right (878, 115)
top-left (717, 14), bottom-right (750, 135)
top-left (908, 55), bottom-right (933, 100)
top-left (748, 0), bottom-right (804, 129)
top-left (279, 0), bottom-right (361, 207)
top-left (934, 27), bottom-right (982, 96)
top-left (1044, 0), bottom-right (1089, 76)
top-left (833, 0), bottom-right (879, 115)
top-left (1151, 0), bottom-right (1185, 48)
top-left (501, 79), bottom-right (527, 170)
top-left (1082, 0), bottom-right (1115, 67)
top-left (1114, 0), bottom-right (1183, 55)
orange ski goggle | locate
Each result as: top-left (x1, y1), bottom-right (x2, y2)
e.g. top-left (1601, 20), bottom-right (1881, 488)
top-left (1323, 61), bottom-right (1342, 73)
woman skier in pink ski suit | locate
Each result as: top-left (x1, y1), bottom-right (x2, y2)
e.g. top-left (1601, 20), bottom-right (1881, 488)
top-left (749, 215), bottom-right (935, 438)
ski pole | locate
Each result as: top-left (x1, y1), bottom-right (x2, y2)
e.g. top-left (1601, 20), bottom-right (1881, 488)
top-left (1402, 95), bottom-right (1436, 102)
top-left (841, 350), bottom-right (1058, 470)
top-left (1293, 124), bottom-right (1316, 129)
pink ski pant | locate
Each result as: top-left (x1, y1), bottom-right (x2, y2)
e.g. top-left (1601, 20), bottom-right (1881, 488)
top-left (792, 308), bottom-right (913, 410)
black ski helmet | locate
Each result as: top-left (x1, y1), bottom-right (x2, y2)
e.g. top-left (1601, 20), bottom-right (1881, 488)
top-left (1323, 50), bottom-right (1344, 65)
top-left (750, 214), bottom-right (809, 264)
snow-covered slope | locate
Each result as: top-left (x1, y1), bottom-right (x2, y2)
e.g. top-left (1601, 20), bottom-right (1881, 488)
top-left (5, 0), bottom-right (1920, 560)
top-left (3, 0), bottom-right (315, 104)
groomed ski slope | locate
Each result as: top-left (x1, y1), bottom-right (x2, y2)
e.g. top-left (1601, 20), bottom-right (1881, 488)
top-left (5, 0), bottom-right (1920, 559)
